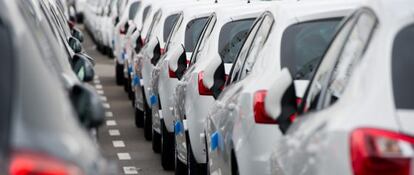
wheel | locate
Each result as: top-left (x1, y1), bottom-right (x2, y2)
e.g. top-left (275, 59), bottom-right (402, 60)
top-left (175, 144), bottom-right (188, 175)
top-left (115, 63), bottom-right (124, 85)
top-left (187, 137), bottom-right (207, 175)
top-left (143, 93), bottom-right (152, 141)
top-left (161, 121), bottom-right (174, 170)
top-left (152, 129), bottom-right (161, 153)
top-left (134, 107), bottom-right (144, 128)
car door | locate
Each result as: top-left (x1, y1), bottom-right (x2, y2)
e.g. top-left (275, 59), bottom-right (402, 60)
top-left (273, 10), bottom-right (378, 175)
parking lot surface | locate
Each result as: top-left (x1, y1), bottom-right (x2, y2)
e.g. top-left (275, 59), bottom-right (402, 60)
top-left (82, 26), bottom-right (173, 175)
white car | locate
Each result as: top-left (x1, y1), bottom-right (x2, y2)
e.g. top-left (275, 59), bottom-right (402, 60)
top-left (266, 0), bottom-right (414, 175)
top-left (204, 0), bottom-right (360, 174)
top-left (171, 2), bottom-right (273, 174)
top-left (113, 0), bottom-right (141, 85)
top-left (135, 0), bottom-right (205, 141)
top-left (148, 2), bottom-right (237, 171)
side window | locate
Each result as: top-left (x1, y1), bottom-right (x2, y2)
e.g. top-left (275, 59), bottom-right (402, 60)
top-left (218, 18), bottom-right (256, 64)
top-left (163, 14), bottom-right (180, 42)
top-left (142, 5), bottom-right (151, 24)
top-left (228, 17), bottom-right (263, 84)
top-left (189, 14), bottom-right (216, 66)
top-left (185, 17), bottom-right (209, 52)
top-left (165, 13), bottom-right (183, 51)
top-left (238, 14), bottom-right (274, 80)
top-left (392, 24), bottom-right (414, 110)
top-left (322, 12), bottom-right (376, 107)
top-left (128, 1), bottom-right (140, 20)
top-left (302, 11), bottom-right (377, 112)
top-left (145, 10), bottom-right (162, 42)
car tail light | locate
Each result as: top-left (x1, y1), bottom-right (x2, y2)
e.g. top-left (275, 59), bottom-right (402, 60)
top-left (68, 21), bottom-right (75, 30)
top-left (10, 150), bottom-right (83, 175)
top-left (253, 90), bottom-right (277, 124)
top-left (169, 66), bottom-right (177, 78)
top-left (160, 48), bottom-right (165, 55)
top-left (351, 128), bottom-right (414, 175)
top-left (120, 27), bottom-right (126, 35)
top-left (289, 98), bottom-right (303, 122)
top-left (198, 71), bottom-right (213, 96)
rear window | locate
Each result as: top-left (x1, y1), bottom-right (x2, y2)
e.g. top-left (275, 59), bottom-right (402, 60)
top-left (281, 19), bottom-right (342, 80)
top-left (129, 1), bottom-right (141, 20)
top-left (392, 24), bottom-right (414, 109)
top-left (185, 17), bottom-right (209, 52)
top-left (164, 14), bottom-right (180, 42)
top-left (219, 19), bottom-right (255, 63)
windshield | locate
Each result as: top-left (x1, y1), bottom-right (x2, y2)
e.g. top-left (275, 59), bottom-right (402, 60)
top-left (185, 17), bottom-right (209, 52)
top-left (281, 19), bottom-right (342, 80)
top-left (392, 24), bottom-right (414, 110)
top-left (218, 19), bottom-right (255, 63)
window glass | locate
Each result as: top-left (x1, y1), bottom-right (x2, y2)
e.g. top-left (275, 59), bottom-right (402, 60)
top-left (145, 10), bottom-right (162, 42)
top-left (239, 14), bottom-right (273, 80)
top-left (185, 17), bottom-right (209, 52)
top-left (229, 17), bottom-right (263, 84)
top-left (303, 12), bottom-right (376, 112)
top-left (164, 14), bottom-right (180, 42)
top-left (218, 19), bottom-right (255, 63)
top-left (165, 13), bottom-right (183, 51)
top-left (302, 18), bottom-right (356, 112)
top-left (392, 24), bottom-right (414, 109)
top-left (142, 5), bottom-right (151, 24)
top-left (325, 13), bottom-right (376, 105)
top-left (281, 18), bottom-right (342, 80)
top-left (189, 14), bottom-right (216, 65)
top-left (129, 1), bottom-right (141, 20)
top-left (0, 23), bottom-right (12, 138)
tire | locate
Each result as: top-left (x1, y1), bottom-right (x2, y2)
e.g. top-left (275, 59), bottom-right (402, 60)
top-left (115, 63), bottom-right (124, 85)
top-left (143, 93), bottom-right (152, 141)
top-left (187, 135), bottom-right (207, 175)
top-left (152, 129), bottom-right (161, 153)
top-left (134, 107), bottom-right (144, 128)
top-left (161, 121), bottom-right (174, 170)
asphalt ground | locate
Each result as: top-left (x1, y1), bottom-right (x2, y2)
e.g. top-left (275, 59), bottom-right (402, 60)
top-left (81, 26), bottom-right (173, 175)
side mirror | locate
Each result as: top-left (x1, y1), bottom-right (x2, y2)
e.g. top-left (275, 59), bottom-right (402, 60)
top-left (150, 40), bottom-right (162, 65)
top-left (134, 33), bottom-right (144, 54)
top-left (68, 37), bottom-right (82, 53)
top-left (70, 84), bottom-right (105, 129)
top-left (72, 54), bottom-right (95, 82)
top-left (72, 28), bottom-right (84, 43)
top-left (265, 68), bottom-right (298, 134)
top-left (168, 45), bottom-right (187, 80)
top-left (203, 56), bottom-right (226, 99)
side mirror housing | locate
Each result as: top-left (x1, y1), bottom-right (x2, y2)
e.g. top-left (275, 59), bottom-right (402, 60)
top-left (72, 27), bottom-right (84, 43)
top-left (265, 68), bottom-right (298, 134)
top-left (68, 37), bottom-right (82, 53)
top-left (168, 44), bottom-right (187, 80)
top-left (70, 84), bottom-right (105, 129)
top-left (72, 54), bottom-right (95, 82)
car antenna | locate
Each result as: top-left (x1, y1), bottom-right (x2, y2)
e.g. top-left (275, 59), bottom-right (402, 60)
top-left (247, 0), bottom-right (250, 3)
top-left (215, 0), bottom-right (218, 3)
